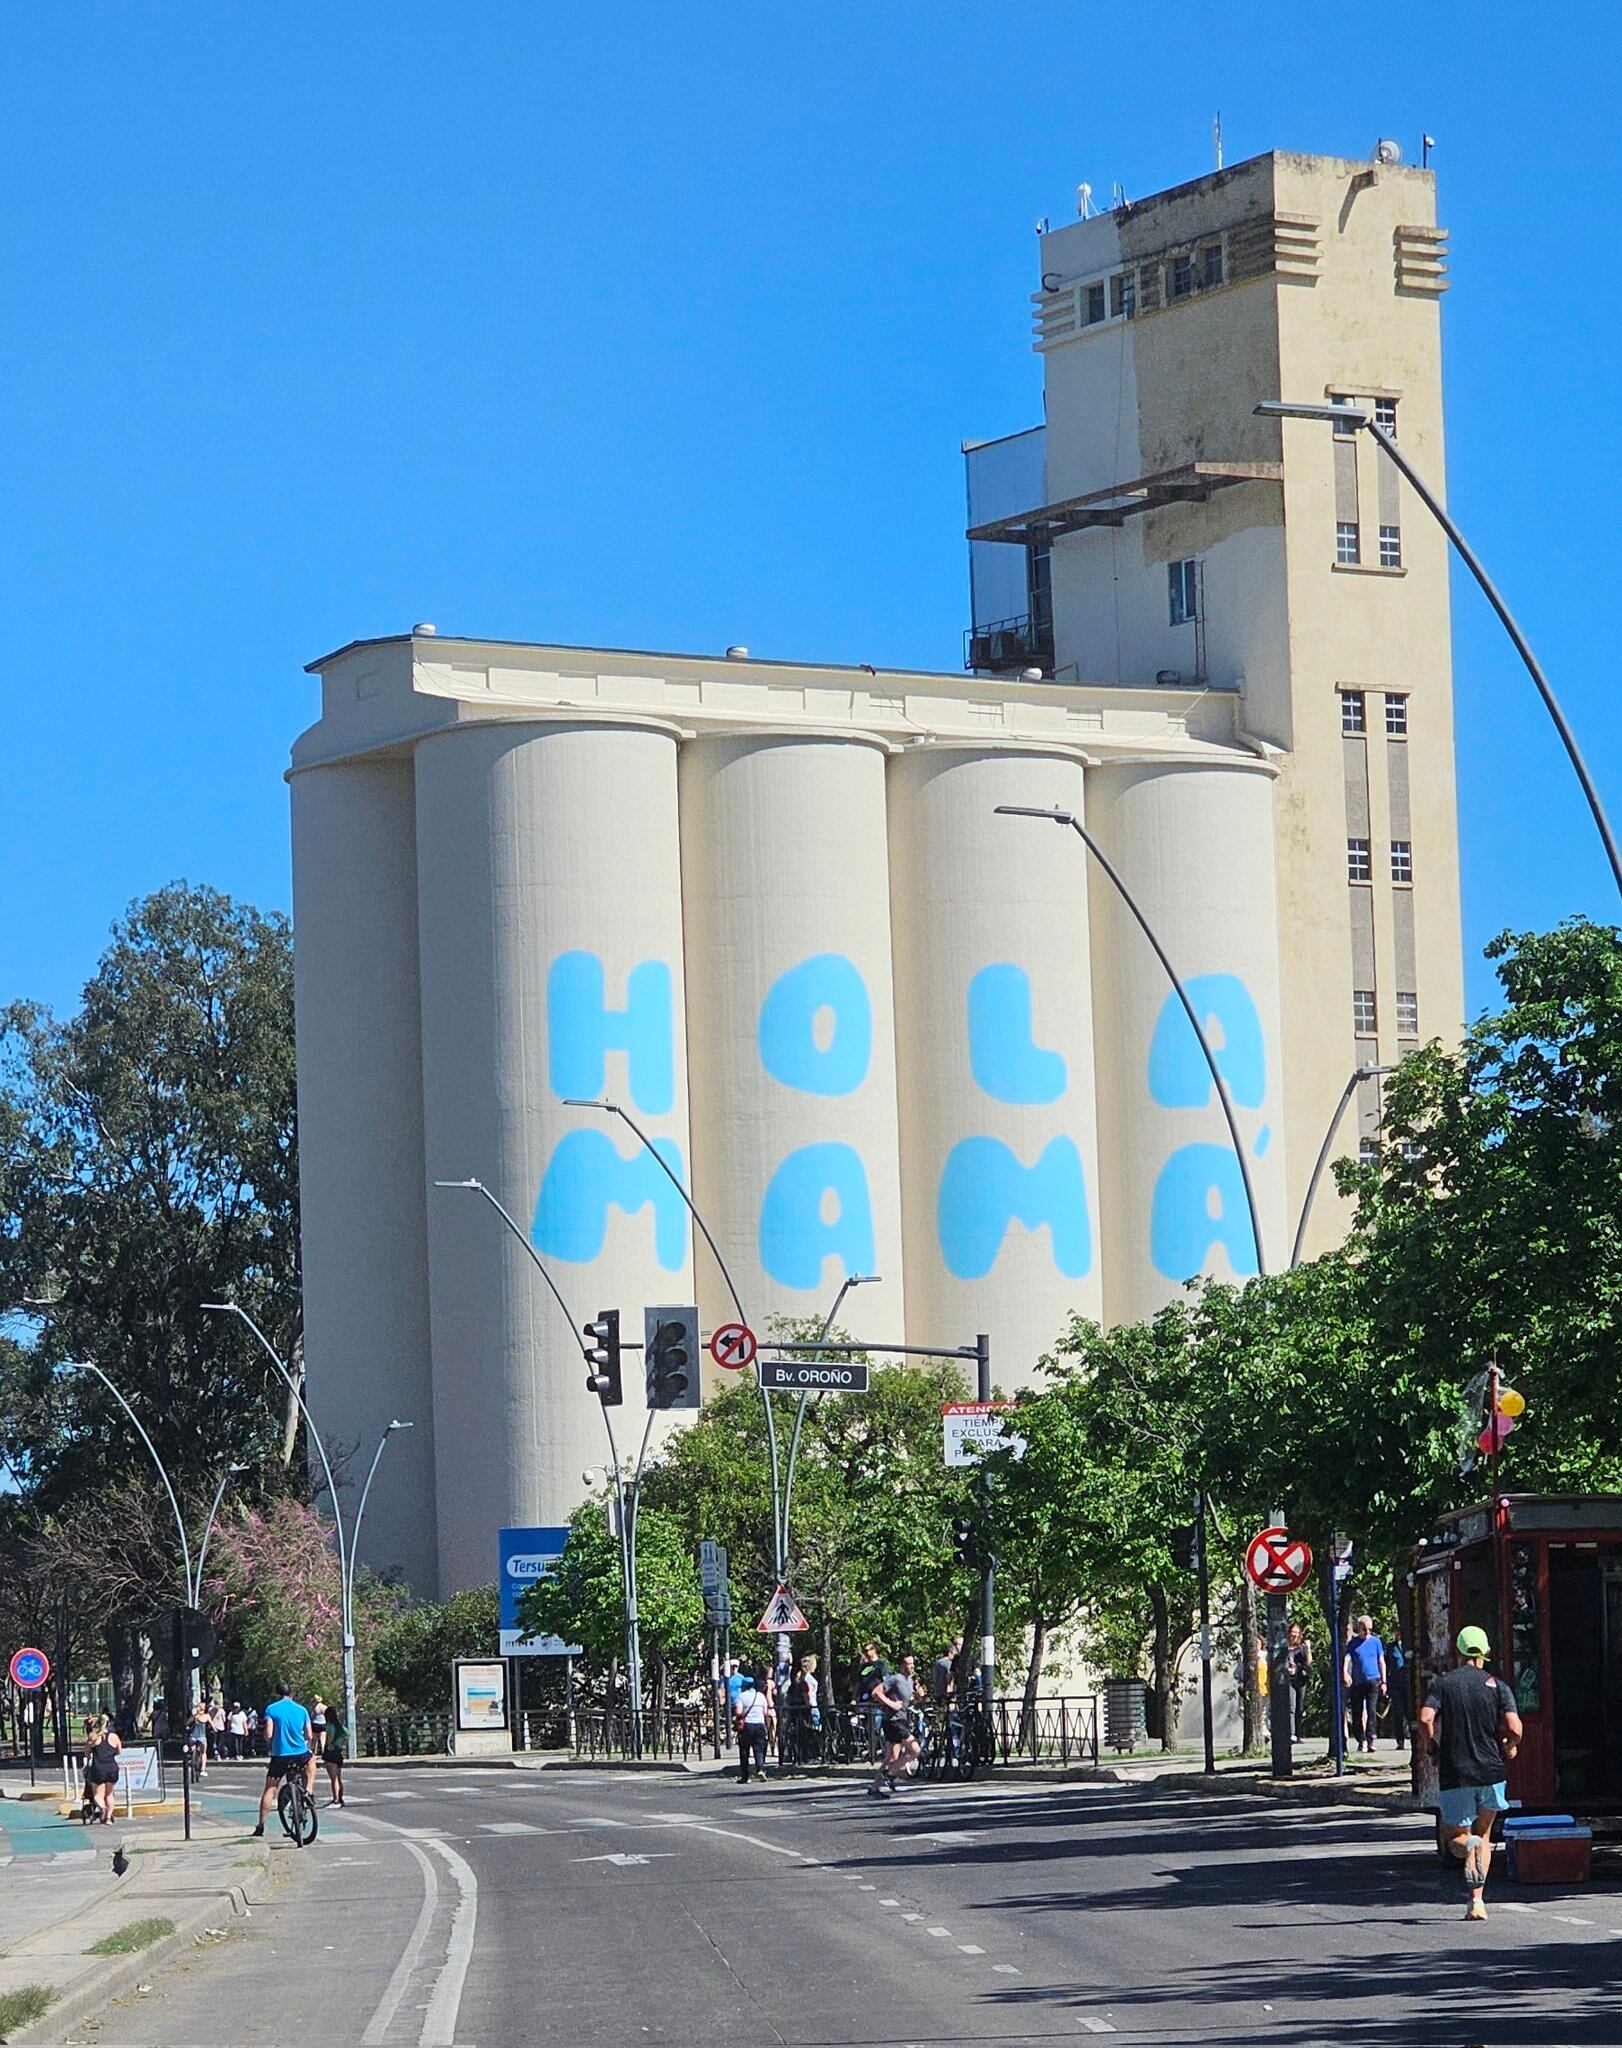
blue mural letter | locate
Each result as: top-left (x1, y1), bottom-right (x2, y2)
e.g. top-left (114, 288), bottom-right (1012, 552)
top-left (937, 1136), bottom-right (1092, 1280)
top-left (1147, 974), bottom-right (1266, 1110)
top-left (534, 1130), bottom-right (688, 1271)
top-left (758, 1142), bottom-right (875, 1289)
top-left (547, 952), bottom-right (674, 1115)
top-left (1149, 1143), bottom-right (1259, 1280)
top-left (757, 954), bottom-right (870, 1097)
top-left (967, 964), bottom-right (1066, 1104)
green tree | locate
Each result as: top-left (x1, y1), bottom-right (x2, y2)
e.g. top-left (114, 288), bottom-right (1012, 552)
top-left (516, 1500), bottom-right (703, 1702)
top-left (370, 1587), bottom-right (501, 1710)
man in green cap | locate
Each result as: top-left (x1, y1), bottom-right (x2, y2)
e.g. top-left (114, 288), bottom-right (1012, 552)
top-left (1417, 1624), bottom-right (1523, 1921)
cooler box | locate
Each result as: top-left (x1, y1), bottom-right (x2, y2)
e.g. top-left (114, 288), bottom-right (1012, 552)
top-left (1503, 1814), bottom-right (1591, 1885)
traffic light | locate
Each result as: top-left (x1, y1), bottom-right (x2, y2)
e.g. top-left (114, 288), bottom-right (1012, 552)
top-left (953, 1518), bottom-right (979, 1569)
top-left (583, 1309), bottom-right (622, 1406)
top-left (644, 1304), bottom-right (700, 1411)
top-left (1171, 1522), bottom-right (1201, 1573)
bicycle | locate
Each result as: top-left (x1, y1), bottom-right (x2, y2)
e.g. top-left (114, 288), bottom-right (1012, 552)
top-left (276, 1767), bottom-right (319, 1848)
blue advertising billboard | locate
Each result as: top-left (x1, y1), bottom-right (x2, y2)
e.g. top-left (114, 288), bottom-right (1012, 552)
top-left (498, 1525), bottom-right (581, 1656)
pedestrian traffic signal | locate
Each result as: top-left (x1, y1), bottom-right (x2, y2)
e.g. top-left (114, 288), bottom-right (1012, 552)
top-left (1171, 1522), bottom-right (1201, 1573)
top-left (583, 1309), bottom-right (623, 1407)
top-left (644, 1304), bottom-right (700, 1411)
top-left (953, 1518), bottom-right (979, 1568)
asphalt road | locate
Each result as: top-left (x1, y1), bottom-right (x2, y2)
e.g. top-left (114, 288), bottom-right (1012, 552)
top-left (68, 1760), bottom-right (1622, 2047)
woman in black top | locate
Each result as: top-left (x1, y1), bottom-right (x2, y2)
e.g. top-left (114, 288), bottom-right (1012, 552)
top-left (1285, 1625), bottom-right (1312, 1739)
top-left (88, 1725), bottom-right (122, 1825)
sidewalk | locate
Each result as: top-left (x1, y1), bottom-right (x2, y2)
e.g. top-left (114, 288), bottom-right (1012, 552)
top-left (0, 1780), bottom-right (279, 2045)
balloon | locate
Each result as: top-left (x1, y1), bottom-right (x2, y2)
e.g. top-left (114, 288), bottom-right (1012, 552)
top-left (1498, 1387), bottom-right (1526, 1419)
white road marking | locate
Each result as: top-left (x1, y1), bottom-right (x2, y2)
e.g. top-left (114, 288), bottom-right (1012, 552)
top-left (573, 1852), bottom-right (675, 1867)
top-left (481, 1821), bottom-right (544, 1835)
top-left (1554, 1915), bottom-right (1595, 1926)
top-left (927, 1926), bottom-right (952, 1938)
top-left (1077, 2021), bottom-right (1118, 2034)
top-left (880, 1897), bottom-right (900, 1907)
top-left (1496, 1901), bottom-right (1533, 1912)
top-left (375, 1789), bottom-right (422, 1800)
top-left (361, 1837), bottom-right (438, 2045)
top-left (902, 1912), bottom-right (923, 1922)
top-left (902, 1831), bottom-right (981, 1846)
top-left (958, 1943), bottom-right (985, 1954)
top-left (993, 1964), bottom-right (1020, 1974)
top-left (421, 1837), bottom-right (478, 2047)
top-left (571, 1816), bottom-right (626, 1828)
top-left (859, 1883), bottom-right (877, 1891)
top-left (643, 1814), bottom-right (809, 1861)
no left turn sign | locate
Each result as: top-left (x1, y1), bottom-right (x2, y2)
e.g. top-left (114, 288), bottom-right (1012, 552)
top-left (1244, 1526), bottom-right (1313, 1595)
top-left (709, 1322), bottom-right (758, 1371)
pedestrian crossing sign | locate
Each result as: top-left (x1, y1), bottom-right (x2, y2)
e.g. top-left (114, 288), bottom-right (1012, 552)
top-left (756, 1585), bottom-right (809, 1633)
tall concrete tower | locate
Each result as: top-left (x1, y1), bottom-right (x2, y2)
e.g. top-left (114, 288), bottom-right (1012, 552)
top-left (966, 149), bottom-right (1462, 1264)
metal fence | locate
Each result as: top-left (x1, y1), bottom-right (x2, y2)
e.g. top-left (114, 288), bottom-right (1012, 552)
top-left (362, 1712), bottom-right (452, 1757)
top-left (983, 1694), bottom-right (1100, 1768)
top-left (569, 1705), bottom-right (710, 1762)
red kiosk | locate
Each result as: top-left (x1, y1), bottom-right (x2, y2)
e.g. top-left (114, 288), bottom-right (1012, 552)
top-left (1412, 1493), bottom-right (1622, 1824)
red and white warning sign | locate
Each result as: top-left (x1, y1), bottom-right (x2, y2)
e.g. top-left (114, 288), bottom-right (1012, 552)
top-left (1244, 1525), bottom-right (1313, 1595)
top-left (709, 1321), bottom-right (758, 1371)
top-left (756, 1585), bottom-right (809, 1633)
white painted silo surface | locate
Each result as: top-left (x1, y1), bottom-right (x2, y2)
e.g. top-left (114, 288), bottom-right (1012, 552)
top-left (290, 756), bottom-right (439, 1593)
top-left (413, 721), bottom-right (693, 1593)
top-left (1087, 759), bottom-right (1287, 1327)
top-left (680, 736), bottom-right (906, 1356)
top-left (888, 747), bottom-right (1102, 1384)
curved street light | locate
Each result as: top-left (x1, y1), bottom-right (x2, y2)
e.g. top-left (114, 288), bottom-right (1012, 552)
top-left (995, 805), bottom-right (1269, 1276)
top-left (780, 1273), bottom-right (880, 1576)
top-left (1289, 1063), bottom-right (1395, 1269)
top-left (1255, 398), bottom-right (1622, 899)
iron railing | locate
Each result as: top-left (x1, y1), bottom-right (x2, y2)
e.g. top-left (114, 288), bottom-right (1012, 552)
top-left (570, 1705), bottom-right (710, 1762)
top-left (984, 1693), bottom-right (1100, 1768)
top-left (362, 1711), bottom-right (452, 1757)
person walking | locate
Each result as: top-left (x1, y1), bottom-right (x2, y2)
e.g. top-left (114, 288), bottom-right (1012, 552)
top-left (869, 1653), bottom-right (921, 1798)
top-left (1418, 1625), bottom-right (1523, 1922)
top-left (1343, 1616), bottom-right (1387, 1754)
top-left (856, 1641), bottom-right (888, 1763)
top-left (87, 1721), bottom-right (122, 1824)
top-left (1285, 1625), bottom-right (1312, 1740)
top-left (734, 1667), bottom-right (772, 1784)
top-left (1386, 1624), bottom-right (1411, 1749)
top-left (321, 1697), bottom-right (348, 1807)
top-left (933, 1635), bottom-right (963, 1705)
top-left (227, 1702), bottom-right (248, 1760)
top-left (188, 1702), bottom-right (211, 1779)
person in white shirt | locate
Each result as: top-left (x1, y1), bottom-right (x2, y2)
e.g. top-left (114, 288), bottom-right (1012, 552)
top-left (733, 1668), bottom-right (774, 1784)
top-left (227, 1703), bottom-right (248, 1760)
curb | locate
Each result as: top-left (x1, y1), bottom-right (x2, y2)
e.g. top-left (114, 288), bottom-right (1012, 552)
top-left (10, 1837), bottom-right (272, 2046)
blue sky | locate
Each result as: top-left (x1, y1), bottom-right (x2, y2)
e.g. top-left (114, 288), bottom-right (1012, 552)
top-left (4, 2), bottom-right (1617, 1022)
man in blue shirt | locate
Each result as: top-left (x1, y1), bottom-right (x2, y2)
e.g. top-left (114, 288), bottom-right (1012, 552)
top-left (252, 1686), bottom-right (315, 1837)
top-left (1342, 1616), bottom-right (1388, 1754)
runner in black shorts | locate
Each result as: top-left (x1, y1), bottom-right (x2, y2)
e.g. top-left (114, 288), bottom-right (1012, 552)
top-left (869, 1653), bottom-right (921, 1798)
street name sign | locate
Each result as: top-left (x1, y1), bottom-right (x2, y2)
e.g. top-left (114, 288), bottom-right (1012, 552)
top-left (759, 1356), bottom-right (869, 1394)
top-left (9, 1647), bottom-right (49, 1689)
top-left (709, 1322), bottom-right (758, 1370)
top-left (1244, 1526), bottom-right (1313, 1595)
top-left (757, 1585), bottom-right (809, 1633)
top-left (942, 1402), bottom-right (1025, 1468)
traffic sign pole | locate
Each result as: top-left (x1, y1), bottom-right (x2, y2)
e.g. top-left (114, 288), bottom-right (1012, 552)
top-left (1267, 1589), bottom-right (1293, 1780)
top-left (1196, 1491), bottom-right (1215, 1777)
top-left (976, 1334), bottom-right (996, 1716)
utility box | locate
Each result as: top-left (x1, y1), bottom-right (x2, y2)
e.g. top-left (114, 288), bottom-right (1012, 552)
top-left (1505, 1814), bottom-right (1592, 1885)
top-left (1103, 1677), bottom-right (1147, 1752)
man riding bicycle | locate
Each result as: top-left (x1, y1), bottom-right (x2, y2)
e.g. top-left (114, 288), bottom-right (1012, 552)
top-left (252, 1684), bottom-right (316, 1837)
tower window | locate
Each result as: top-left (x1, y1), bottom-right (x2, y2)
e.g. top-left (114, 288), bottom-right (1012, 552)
top-left (1379, 525), bottom-right (1403, 569)
top-left (1111, 272), bottom-right (1136, 319)
top-left (1332, 397), bottom-right (1360, 437)
top-left (1391, 840), bottom-right (1414, 883)
top-left (1358, 1136), bottom-right (1381, 1169)
top-left (1085, 281), bottom-right (1107, 325)
top-left (1168, 558), bottom-right (1199, 626)
top-left (1337, 522), bottom-right (1361, 566)
top-left (1170, 252), bottom-right (1194, 299)
top-left (1374, 396), bottom-right (1398, 434)
top-left (1347, 838), bottom-right (1372, 882)
top-left (1396, 990), bottom-right (1419, 1033)
top-left (1385, 693), bottom-right (1409, 737)
top-left (1340, 690), bottom-right (1367, 735)
top-left (1201, 243), bottom-right (1223, 288)
top-left (1353, 989), bottom-right (1377, 1033)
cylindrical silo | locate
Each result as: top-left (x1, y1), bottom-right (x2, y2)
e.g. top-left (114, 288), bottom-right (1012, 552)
top-left (413, 719), bottom-right (693, 1593)
top-left (887, 746), bottom-right (1103, 1384)
top-left (680, 735), bottom-right (906, 1359)
top-left (290, 755), bottom-right (440, 1594)
top-left (1087, 758), bottom-right (1287, 1326)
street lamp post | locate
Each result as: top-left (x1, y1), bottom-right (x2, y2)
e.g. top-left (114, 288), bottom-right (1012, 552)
top-left (200, 1303), bottom-right (408, 1766)
top-left (1289, 1064), bottom-right (1396, 1269)
top-left (779, 1274), bottom-right (880, 1577)
top-left (58, 1364), bottom-right (244, 1707)
top-left (432, 1178), bottom-right (643, 1752)
top-left (1254, 397), bottom-right (1622, 899)
top-left (562, 1098), bottom-right (794, 1586)
top-left (995, 805), bottom-right (1269, 1276)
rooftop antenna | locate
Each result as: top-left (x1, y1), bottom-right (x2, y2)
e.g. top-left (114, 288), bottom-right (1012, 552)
top-left (1111, 179), bottom-right (1127, 210)
top-left (1213, 112), bottom-right (1223, 171)
top-left (1076, 181), bottom-right (1097, 219)
top-left (1422, 133), bottom-right (1436, 168)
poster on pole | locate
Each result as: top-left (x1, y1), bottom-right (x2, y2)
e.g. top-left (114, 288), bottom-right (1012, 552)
top-left (498, 1526), bottom-right (582, 1656)
top-left (454, 1658), bottom-right (509, 1733)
